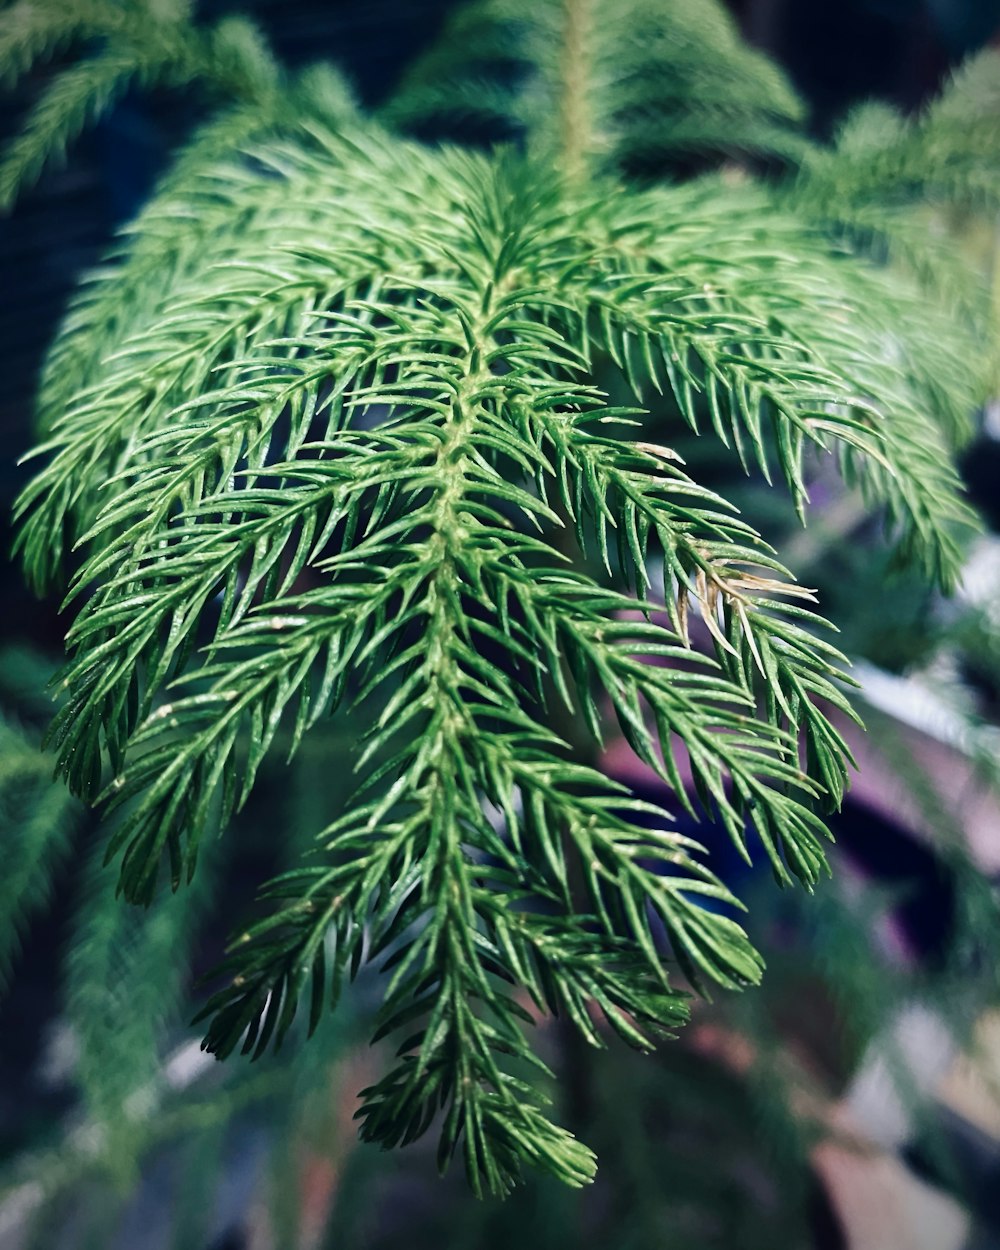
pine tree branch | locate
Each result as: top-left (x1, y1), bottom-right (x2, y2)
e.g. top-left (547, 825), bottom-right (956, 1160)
top-left (5, 4), bottom-right (995, 1195)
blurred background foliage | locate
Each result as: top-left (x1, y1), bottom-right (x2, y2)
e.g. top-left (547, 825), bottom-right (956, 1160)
top-left (2, 1), bottom-right (1000, 1247)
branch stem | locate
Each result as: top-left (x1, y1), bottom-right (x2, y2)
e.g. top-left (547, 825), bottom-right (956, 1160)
top-left (558, 0), bottom-right (594, 184)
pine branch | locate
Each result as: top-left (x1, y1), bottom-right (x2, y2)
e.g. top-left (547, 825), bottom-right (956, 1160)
top-left (67, 840), bottom-right (214, 1144)
top-left (579, 181), bottom-right (980, 586)
top-left (6, 0), bottom-right (994, 1195)
top-left (0, 47), bottom-right (143, 209)
top-left (0, 0), bottom-right (139, 89)
top-left (789, 49), bottom-right (1000, 320)
top-left (0, 0), bottom-right (337, 209)
top-left (0, 714), bottom-right (77, 994)
top-left (385, 0), bottom-right (805, 174)
top-left (801, 50), bottom-right (1000, 219)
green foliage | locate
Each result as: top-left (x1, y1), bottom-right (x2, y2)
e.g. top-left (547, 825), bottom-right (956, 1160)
top-left (789, 50), bottom-right (1000, 340)
top-left (0, 711), bottom-right (76, 993)
top-left (385, 0), bottom-right (808, 174)
top-left (3, 0), bottom-right (998, 1198)
top-left (0, 655), bottom-right (366, 1238)
top-left (67, 840), bottom-right (212, 1148)
top-left (798, 51), bottom-right (1000, 225)
top-left (0, 0), bottom-right (354, 209)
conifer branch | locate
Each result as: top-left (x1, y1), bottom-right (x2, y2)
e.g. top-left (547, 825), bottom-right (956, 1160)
top-left (0, 0), bottom-right (351, 209)
top-left (4, 0), bottom-right (995, 1194)
top-left (0, 715), bottom-right (77, 993)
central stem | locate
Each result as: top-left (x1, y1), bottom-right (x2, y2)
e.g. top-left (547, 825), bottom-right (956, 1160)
top-left (558, 0), bottom-right (594, 184)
